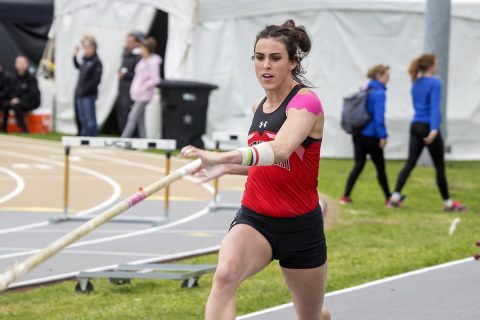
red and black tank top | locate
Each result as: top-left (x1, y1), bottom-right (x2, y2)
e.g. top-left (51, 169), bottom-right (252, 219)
top-left (241, 85), bottom-right (323, 218)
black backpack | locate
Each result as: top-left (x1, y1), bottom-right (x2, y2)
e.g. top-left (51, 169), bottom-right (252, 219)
top-left (340, 89), bottom-right (372, 134)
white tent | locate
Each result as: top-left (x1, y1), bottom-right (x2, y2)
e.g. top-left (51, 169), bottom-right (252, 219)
top-left (52, 0), bottom-right (480, 159)
top-left (53, 0), bottom-right (195, 137)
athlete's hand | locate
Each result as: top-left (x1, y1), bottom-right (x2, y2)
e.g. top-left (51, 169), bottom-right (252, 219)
top-left (180, 145), bottom-right (230, 182)
top-left (379, 139), bottom-right (387, 149)
top-left (423, 130), bottom-right (438, 145)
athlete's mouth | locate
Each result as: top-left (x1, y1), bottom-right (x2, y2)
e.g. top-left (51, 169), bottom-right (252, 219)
top-left (262, 73), bottom-right (274, 79)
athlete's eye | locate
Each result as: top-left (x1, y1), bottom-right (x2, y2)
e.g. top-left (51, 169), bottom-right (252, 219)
top-left (253, 54), bottom-right (264, 61)
top-left (271, 56), bottom-right (281, 61)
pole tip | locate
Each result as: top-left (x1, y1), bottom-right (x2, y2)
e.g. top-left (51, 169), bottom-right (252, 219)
top-left (0, 270), bottom-right (14, 292)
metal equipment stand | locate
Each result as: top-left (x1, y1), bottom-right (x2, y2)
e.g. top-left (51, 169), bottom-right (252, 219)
top-left (75, 263), bottom-right (216, 293)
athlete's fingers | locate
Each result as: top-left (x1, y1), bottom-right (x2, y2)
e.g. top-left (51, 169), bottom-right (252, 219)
top-left (180, 145), bottom-right (201, 158)
top-left (191, 165), bottom-right (204, 176)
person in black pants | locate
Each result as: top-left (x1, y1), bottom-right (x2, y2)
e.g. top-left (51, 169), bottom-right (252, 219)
top-left (340, 64), bottom-right (391, 205)
top-left (2, 56), bottom-right (40, 133)
top-left (73, 35), bottom-right (103, 136)
top-left (115, 32), bottom-right (142, 134)
top-left (389, 53), bottom-right (465, 212)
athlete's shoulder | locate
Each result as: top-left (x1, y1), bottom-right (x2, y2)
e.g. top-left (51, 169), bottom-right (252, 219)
top-left (287, 88), bottom-right (323, 115)
top-left (251, 97), bottom-right (264, 113)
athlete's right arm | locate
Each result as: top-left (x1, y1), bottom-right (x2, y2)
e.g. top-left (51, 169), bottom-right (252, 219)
top-left (179, 147), bottom-right (247, 182)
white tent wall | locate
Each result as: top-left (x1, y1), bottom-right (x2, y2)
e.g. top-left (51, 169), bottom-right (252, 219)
top-left (189, 0), bottom-right (480, 159)
top-left (53, 0), bottom-right (195, 135)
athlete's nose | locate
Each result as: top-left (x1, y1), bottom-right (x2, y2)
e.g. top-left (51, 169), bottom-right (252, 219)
top-left (263, 58), bottom-right (271, 70)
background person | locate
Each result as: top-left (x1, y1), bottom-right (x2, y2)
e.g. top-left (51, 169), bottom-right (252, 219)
top-left (180, 20), bottom-right (328, 320)
top-left (1, 56), bottom-right (40, 133)
top-left (121, 37), bottom-right (161, 138)
top-left (389, 53), bottom-right (466, 212)
top-left (340, 64), bottom-right (391, 205)
top-left (73, 35), bottom-right (102, 137)
top-left (115, 31), bottom-right (142, 133)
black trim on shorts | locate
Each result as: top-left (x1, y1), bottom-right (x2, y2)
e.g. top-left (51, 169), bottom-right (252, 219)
top-left (229, 206), bottom-right (327, 269)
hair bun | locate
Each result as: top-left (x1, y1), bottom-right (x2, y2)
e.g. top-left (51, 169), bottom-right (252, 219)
top-left (282, 19), bottom-right (296, 28)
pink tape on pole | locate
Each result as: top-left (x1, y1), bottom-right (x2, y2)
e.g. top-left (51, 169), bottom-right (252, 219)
top-left (286, 91), bottom-right (324, 115)
top-left (126, 191), bottom-right (146, 208)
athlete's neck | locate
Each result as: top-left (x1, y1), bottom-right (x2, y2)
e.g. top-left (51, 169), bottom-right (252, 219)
top-left (264, 80), bottom-right (298, 112)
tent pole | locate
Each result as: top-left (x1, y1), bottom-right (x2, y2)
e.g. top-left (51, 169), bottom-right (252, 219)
top-left (420, 0), bottom-right (451, 165)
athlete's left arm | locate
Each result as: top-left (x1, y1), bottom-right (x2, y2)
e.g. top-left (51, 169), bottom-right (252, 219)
top-left (269, 90), bottom-right (323, 162)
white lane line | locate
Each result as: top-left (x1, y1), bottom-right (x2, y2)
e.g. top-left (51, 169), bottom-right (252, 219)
top-left (0, 207), bottom-right (212, 260)
top-left (9, 245), bottom-right (220, 289)
top-left (236, 257), bottom-right (475, 319)
top-left (0, 150), bottom-right (121, 234)
top-left (10, 163), bottom-right (30, 169)
top-left (0, 247), bottom-right (158, 257)
top-left (7, 228), bottom-right (227, 235)
top-left (0, 167), bottom-right (25, 204)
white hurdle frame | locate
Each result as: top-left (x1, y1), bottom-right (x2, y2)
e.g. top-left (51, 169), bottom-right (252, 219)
top-left (52, 136), bottom-right (177, 226)
top-left (208, 131), bottom-right (243, 212)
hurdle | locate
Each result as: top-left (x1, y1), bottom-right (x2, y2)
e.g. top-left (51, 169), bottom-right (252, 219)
top-left (208, 131), bottom-right (243, 212)
top-left (51, 136), bottom-right (176, 226)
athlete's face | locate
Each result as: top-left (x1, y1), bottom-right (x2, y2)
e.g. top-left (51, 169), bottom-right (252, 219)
top-left (253, 38), bottom-right (296, 90)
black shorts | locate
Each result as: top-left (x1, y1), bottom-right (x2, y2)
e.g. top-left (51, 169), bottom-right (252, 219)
top-left (230, 206), bottom-right (327, 269)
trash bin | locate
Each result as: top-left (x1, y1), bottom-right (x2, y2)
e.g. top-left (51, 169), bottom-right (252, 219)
top-left (159, 80), bottom-right (218, 148)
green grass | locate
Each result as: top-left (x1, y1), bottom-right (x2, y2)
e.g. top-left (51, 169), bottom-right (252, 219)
top-left (0, 137), bottom-right (479, 319)
top-left (0, 132), bottom-right (65, 142)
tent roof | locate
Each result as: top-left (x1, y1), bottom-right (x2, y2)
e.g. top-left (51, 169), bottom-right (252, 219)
top-left (54, 0), bottom-right (194, 21)
top-left (0, 0), bottom-right (53, 23)
top-left (197, 0), bottom-right (480, 22)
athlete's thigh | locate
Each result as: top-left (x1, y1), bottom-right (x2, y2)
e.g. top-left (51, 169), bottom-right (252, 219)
top-left (282, 264), bottom-right (327, 319)
top-left (217, 224), bottom-right (272, 282)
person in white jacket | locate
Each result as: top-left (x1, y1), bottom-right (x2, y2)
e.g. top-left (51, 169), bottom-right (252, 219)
top-left (121, 37), bottom-right (161, 138)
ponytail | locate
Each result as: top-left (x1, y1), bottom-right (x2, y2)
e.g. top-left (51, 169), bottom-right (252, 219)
top-left (408, 53), bottom-right (436, 82)
top-left (408, 58), bottom-right (420, 82)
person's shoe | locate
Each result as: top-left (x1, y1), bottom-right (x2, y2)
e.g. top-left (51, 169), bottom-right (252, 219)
top-left (387, 195), bottom-right (406, 208)
top-left (444, 201), bottom-right (466, 212)
top-left (339, 196), bottom-right (352, 205)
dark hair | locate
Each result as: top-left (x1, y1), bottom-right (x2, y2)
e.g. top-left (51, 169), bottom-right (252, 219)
top-left (408, 53), bottom-right (436, 82)
top-left (254, 19), bottom-right (312, 86)
top-left (367, 64), bottom-right (390, 80)
top-left (128, 31), bottom-right (144, 43)
top-left (141, 37), bottom-right (157, 54)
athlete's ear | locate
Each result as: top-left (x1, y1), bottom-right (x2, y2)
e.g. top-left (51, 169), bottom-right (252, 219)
top-left (290, 60), bottom-right (297, 71)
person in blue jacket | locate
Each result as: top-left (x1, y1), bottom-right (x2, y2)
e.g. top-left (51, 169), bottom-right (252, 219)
top-left (389, 53), bottom-right (465, 211)
top-left (340, 64), bottom-right (391, 205)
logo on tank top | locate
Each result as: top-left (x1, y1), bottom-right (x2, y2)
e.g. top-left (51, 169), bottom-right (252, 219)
top-left (259, 121), bottom-right (268, 128)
